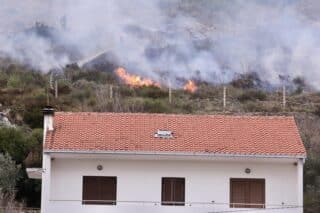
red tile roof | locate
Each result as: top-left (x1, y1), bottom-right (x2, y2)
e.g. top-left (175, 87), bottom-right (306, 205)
top-left (44, 112), bottom-right (306, 157)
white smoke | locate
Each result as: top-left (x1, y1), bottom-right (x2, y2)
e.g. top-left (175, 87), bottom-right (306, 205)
top-left (1, 0), bottom-right (320, 88)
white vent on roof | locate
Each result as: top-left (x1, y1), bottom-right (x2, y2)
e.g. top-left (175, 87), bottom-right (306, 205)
top-left (154, 130), bottom-right (173, 138)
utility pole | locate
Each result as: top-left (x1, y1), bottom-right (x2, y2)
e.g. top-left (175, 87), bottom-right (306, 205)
top-left (109, 85), bottom-right (113, 100)
top-left (54, 81), bottom-right (58, 99)
top-left (49, 72), bottom-right (54, 90)
top-left (168, 84), bottom-right (172, 104)
top-left (223, 86), bottom-right (226, 110)
top-left (279, 74), bottom-right (289, 110)
top-left (46, 86), bottom-right (50, 106)
top-left (282, 85), bottom-right (286, 110)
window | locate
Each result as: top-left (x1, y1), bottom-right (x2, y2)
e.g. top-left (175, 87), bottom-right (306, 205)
top-left (162, 177), bottom-right (185, 206)
top-left (154, 130), bottom-right (173, 138)
top-left (82, 176), bottom-right (117, 205)
top-left (230, 178), bottom-right (265, 208)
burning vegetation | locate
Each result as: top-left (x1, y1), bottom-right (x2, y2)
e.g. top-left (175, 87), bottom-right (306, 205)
top-left (115, 67), bottom-right (198, 93)
top-left (183, 80), bottom-right (197, 93)
top-left (115, 67), bottom-right (160, 88)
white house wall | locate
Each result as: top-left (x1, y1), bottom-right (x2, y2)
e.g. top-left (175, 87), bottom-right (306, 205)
top-left (47, 157), bottom-right (302, 213)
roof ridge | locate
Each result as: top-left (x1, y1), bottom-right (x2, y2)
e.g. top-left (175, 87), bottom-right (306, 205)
top-left (54, 112), bottom-right (294, 119)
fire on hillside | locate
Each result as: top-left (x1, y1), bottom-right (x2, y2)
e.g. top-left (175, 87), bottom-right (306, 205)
top-left (183, 80), bottom-right (197, 93)
top-left (115, 67), bottom-right (160, 88)
top-left (115, 67), bottom-right (197, 93)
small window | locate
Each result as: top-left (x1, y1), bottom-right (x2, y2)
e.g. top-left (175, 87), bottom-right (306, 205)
top-left (230, 178), bottom-right (265, 208)
top-left (82, 176), bottom-right (117, 205)
top-left (162, 177), bottom-right (185, 206)
top-left (154, 130), bottom-right (173, 138)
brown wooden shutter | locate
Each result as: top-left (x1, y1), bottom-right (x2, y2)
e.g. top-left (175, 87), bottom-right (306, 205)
top-left (83, 176), bottom-right (100, 205)
top-left (174, 178), bottom-right (185, 205)
top-left (82, 176), bottom-right (117, 205)
top-left (162, 178), bottom-right (172, 205)
top-left (162, 178), bottom-right (185, 206)
top-left (230, 180), bottom-right (247, 208)
top-left (100, 177), bottom-right (117, 205)
top-left (230, 179), bottom-right (265, 208)
top-left (249, 180), bottom-right (265, 208)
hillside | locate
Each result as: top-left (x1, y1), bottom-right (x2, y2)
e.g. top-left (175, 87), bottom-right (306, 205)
top-left (0, 61), bottom-right (320, 212)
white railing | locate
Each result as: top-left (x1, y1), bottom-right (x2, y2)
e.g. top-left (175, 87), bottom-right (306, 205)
top-left (45, 200), bottom-right (302, 213)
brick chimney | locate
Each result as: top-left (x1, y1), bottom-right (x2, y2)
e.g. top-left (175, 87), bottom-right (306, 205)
top-left (43, 106), bottom-right (54, 131)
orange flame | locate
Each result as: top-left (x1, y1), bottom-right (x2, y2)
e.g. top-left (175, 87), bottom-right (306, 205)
top-left (115, 67), bottom-right (160, 88)
top-left (183, 80), bottom-right (197, 93)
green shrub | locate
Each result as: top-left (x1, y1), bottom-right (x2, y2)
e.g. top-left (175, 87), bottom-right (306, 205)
top-left (238, 89), bottom-right (267, 102)
top-left (71, 88), bottom-right (92, 103)
top-left (23, 107), bottom-right (44, 129)
top-left (143, 99), bottom-right (172, 113)
top-left (122, 98), bottom-right (145, 112)
top-left (242, 101), bottom-right (265, 112)
top-left (22, 91), bottom-right (47, 128)
top-left (181, 103), bottom-right (194, 113)
top-left (314, 105), bottom-right (320, 117)
top-left (119, 86), bottom-right (134, 97)
top-left (57, 80), bottom-right (72, 95)
top-left (191, 84), bottom-right (220, 99)
top-left (7, 74), bottom-right (22, 88)
top-left (0, 71), bottom-right (8, 88)
top-left (135, 86), bottom-right (168, 99)
top-left (66, 68), bottom-right (117, 84)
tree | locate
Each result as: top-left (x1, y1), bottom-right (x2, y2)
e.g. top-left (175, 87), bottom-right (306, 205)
top-left (0, 153), bottom-right (20, 212)
top-left (296, 115), bottom-right (320, 212)
top-left (0, 127), bottom-right (42, 208)
top-left (0, 127), bottom-right (32, 164)
top-left (25, 128), bottom-right (43, 167)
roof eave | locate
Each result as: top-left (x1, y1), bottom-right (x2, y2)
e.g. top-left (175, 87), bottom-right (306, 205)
top-left (43, 149), bottom-right (307, 159)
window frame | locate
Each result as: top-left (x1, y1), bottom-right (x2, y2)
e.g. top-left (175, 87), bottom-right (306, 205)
top-left (161, 177), bottom-right (185, 206)
top-left (82, 176), bottom-right (117, 205)
top-left (230, 178), bottom-right (265, 209)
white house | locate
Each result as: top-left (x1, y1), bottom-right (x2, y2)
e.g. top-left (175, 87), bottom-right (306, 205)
top-left (36, 108), bottom-right (306, 213)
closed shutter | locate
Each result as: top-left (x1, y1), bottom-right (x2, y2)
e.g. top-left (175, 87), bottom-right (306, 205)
top-left (230, 180), bottom-right (248, 208)
top-left (83, 176), bottom-right (117, 205)
top-left (162, 178), bottom-right (185, 206)
top-left (174, 178), bottom-right (185, 205)
top-left (230, 179), bottom-right (265, 208)
top-left (83, 176), bottom-right (100, 204)
top-left (100, 177), bottom-right (117, 205)
top-left (249, 180), bottom-right (265, 208)
top-left (162, 178), bottom-right (172, 204)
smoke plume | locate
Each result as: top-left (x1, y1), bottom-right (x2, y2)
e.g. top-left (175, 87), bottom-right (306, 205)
top-left (1, 0), bottom-right (320, 88)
